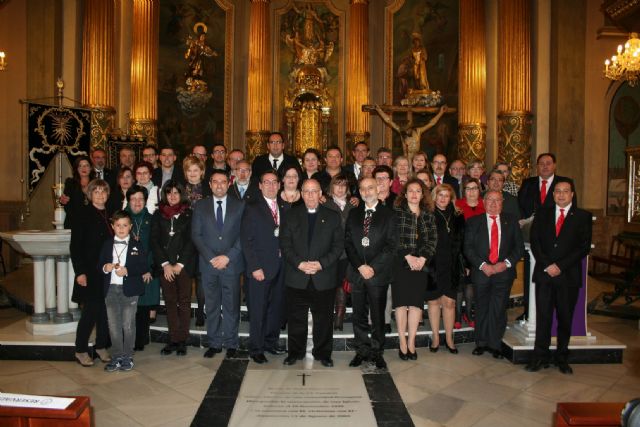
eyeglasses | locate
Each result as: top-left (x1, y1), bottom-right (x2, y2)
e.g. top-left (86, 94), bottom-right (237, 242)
top-left (464, 186), bottom-right (479, 191)
top-left (213, 150), bottom-right (226, 155)
top-left (269, 140), bottom-right (284, 145)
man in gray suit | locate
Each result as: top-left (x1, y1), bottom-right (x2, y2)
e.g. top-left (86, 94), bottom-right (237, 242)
top-left (279, 179), bottom-right (344, 367)
top-left (192, 170), bottom-right (245, 359)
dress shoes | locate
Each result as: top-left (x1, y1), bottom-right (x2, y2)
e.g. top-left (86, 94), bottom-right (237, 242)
top-left (445, 343), bottom-right (458, 354)
top-left (318, 358), bottom-right (334, 367)
top-left (490, 349), bottom-right (504, 359)
top-left (176, 342), bottom-right (187, 356)
top-left (408, 350), bottom-right (418, 360)
top-left (283, 355), bottom-right (303, 366)
top-left (429, 345), bottom-right (439, 353)
top-left (557, 361), bottom-right (573, 375)
top-left (225, 348), bottom-right (238, 359)
top-left (195, 316), bottom-right (205, 327)
top-left (133, 345), bottom-right (145, 352)
top-left (265, 346), bottom-right (287, 355)
top-left (203, 347), bottom-right (222, 358)
top-left (398, 350), bottom-right (409, 361)
top-left (524, 359), bottom-right (549, 372)
top-left (251, 354), bottom-right (268, 364)
top-left (161, 343), bottom-right (177, 356)
top-left (472, 346), bottom-right (487, 356)
top-left (349, 354), bottom-right (366, 367)
top-left (372, 355), bottom-right (387, 370)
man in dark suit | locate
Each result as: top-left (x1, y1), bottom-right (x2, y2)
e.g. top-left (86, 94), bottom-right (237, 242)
top-left (192, 170), bottom-right (245, 359)
top-left (279, 179), bottom-right (344, 367)
top-left (345, 141), bottom-right (370, 180)
top-left (91, 148), bottom-right (115, 187)
top-left (526, 180), bottom-right (591, 374)
top-left (344, 177), bottom-right (395, 369)
top-left (464, 190), bottom-right (525, 358)
top-left (486, 169), bottom-right (521, 220)
top-left (229, 160), bottom-right (259, 203)
top-left (251, 132), bottom-right (300, 183)
top-left (432, 154), bottom-right (460, 197)
top-left (152, 146), bottom-right (185, 189)
top-left (241, 171), bottom-right (286, 364)
top-left (518, 152), bottom-right (576, 220)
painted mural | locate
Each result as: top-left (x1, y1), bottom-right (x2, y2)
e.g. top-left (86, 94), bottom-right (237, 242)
top-left (607, 82), bottom-right (640, 216)
top-left (158, 0), bottom-right (229, 157)
top-left (388, 0), bottom-right (458, 160)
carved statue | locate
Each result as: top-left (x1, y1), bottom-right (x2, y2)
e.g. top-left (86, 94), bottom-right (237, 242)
top-left (292, 3), bottom-right (324, 43)
top-left (374, 104), bottom-right (447, 159)
top-left (410, 33), bottom-right (430, 92)
top-left (184, 25), bottom-right (217, 92)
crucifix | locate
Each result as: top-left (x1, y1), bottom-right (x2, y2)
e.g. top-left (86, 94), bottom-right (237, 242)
top-left (297, 372), bottom-right (311, 386)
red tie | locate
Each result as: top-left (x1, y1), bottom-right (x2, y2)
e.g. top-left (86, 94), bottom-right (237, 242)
top-left (489, 215), bottom-right (499, 264)
top-left (556, 208), bottom-right (565, 237)
top-left (540, 179), bottom-right (548, 204)
top-left (437, 176), bottom-right (442, 185)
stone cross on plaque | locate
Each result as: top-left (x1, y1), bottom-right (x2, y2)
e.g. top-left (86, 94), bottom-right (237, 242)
top-left (297, 372), bottom-right (311, 386)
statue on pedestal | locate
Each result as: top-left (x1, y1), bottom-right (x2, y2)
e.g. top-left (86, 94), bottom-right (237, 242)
top-left (176, 22), bottom-right (216, 116)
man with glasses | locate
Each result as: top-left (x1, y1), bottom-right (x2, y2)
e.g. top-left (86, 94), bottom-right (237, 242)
top-left (251, 132), bottom-right (300, 184)
top-left (376, 147), bottom-right (393, 167)
top-left (142, 145), bottom-right (159, 169)
top-left (230, 160), bottom-right (258, 202)
top-left (486, 169), bottom-right (521, 220)
top-left (464, 190), bottom-right (524, 359)
top-left (241, 171), bottom-right (287, 364)
top-left (91, 148), bottom-right (115, 187)
top-left (449, 159), bottom-right (466, 198)
top-left (526, 180), bottom-right (591, 375)
top-left (211, 142), bottom-right (231, 175)
top-left (432, 154), bottom-right (460, 197)
top-left (279, 179), bottom-right (344, 367)
top-left (493, 162), bottom-right (519, 196)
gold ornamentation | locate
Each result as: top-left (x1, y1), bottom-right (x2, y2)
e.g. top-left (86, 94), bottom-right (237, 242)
top-left (626, 146), bottom-right (640, 223)
top-left (90, 107), bottom-right (116, 151)
top-left (458, 123), bottom-right (486, 164)
top-left (497, 111), bottom-right (532, 186)
top-left (245, 130), bottom-right (271, 163)
top-left (129, 118), bottom-right (157, 143)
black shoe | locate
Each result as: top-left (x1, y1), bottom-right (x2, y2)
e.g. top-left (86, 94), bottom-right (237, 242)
top-left (525, 359), bottom-right (549, 372)
top-left (384, 324), bottom-right (392, 334)
top-left (226, 348), bottom-right (238, 359)
top-left (429, 345), bottom-right (439, 353)
top-left (408, 350), bottom-right (417, 360)
top-left (203, 347), bottom-right (222, 358)
top-left (445, 343), bottom-right (458, 354)
top-left (283, 355), bottom-right (302, 365)
top-left (265, 346), bottom-right (287, 355)
top-left (195, 316), bottom-right (205, 327)
top-left (491, 349), bottom-right (504, 359)
top-left (176, 343), bottom-right (187, 356)
top-left (251, 354), bottom-right (268, 364)
top-left (398, 350), bottom-right (409, 361)
top-left (472, 346), bottom-right (486, 356)
top-left (133, 345), bottom-right (145, 352)
top-left (557, 362), bottom-right (573, 374)
top-left (319, 358), bottom-right (334, 367)
top-left (373, 355), bottom-right (387, 370)
top-left (161, 343), bottom-right (177, 356)
top-left (349, 354), bottom-right (366, 367)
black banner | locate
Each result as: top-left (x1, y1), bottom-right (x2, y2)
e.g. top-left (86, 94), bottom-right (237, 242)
top-left (27, 103), bottom-right (92, 195)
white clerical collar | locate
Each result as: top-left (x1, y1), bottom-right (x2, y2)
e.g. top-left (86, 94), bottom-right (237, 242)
top-left (307, 208), bottom-right (317, 214)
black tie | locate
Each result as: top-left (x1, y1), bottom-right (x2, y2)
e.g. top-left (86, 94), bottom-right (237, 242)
top-left (272, 159), bottom-right (278, 170)
top-left (114, 240), bottom-right (127, 245)
top-left (216, 201), bottom-right (224, 232)
top-left (363, 209), bottom-right (373, 236)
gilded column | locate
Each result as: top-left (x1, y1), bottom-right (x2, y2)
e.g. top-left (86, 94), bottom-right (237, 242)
top-left (458, 0), bottom-right (486, 164)
top-left (346, 0), bottom-right (369, 153)
top-left (497, 0), bottom-right (532, 185)
top-left (246, 0), bottom-right (272, 163)
top-left (81, 0), bottom-right (116, 149)
top-left (129, 0), bottom-right (159, 142)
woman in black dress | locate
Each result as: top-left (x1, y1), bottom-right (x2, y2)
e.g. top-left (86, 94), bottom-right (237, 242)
top-left (107, 167), bottom-right (134, 213)
top-left (278, 165), bottom-right (303, 212)
top-left (392, 179), bottom-right (437, 360)
top-left (70, 179), bottom-right (113, 366)
top-left (61, 156), bottom-right (95, 229)
top-left (151, 180), bottom-right (196, 356)
top-left (426, 183), bottom-right (465, 354)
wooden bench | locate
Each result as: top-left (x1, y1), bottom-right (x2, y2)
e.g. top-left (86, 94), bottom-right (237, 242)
top-left (555, 402), bottom-right (625, 426)
top-left (590, 235), bottom-right (634, 277)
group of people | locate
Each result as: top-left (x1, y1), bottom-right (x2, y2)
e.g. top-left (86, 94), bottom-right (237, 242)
top-left (61, 132), bottom-right (591, 375)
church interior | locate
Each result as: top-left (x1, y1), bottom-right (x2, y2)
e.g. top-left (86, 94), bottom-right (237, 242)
top-left (0, 0), bottom-right (639, 426)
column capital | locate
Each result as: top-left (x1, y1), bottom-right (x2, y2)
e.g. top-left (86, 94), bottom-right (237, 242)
top-left (350, 0), bottom-right (369, 4)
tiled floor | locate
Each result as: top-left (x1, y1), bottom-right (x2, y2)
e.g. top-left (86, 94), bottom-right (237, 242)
top-left (0, 276), bottom-right (638, 426)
